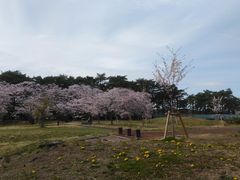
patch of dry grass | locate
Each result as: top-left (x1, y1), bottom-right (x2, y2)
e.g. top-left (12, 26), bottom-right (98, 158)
top-left (0, 121), bottom-right (239, 179)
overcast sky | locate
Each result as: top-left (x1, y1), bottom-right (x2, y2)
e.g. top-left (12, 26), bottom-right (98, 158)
top-left (0, 0), bottom-right (239, 96)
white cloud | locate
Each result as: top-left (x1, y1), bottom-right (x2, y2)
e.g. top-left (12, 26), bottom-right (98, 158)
top-left (0, 0), bottom-right (239, 95)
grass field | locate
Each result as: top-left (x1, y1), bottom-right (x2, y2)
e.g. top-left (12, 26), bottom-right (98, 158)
top-left (0, 118), bottom-right (240, 179)
top-left (91, 117), bottom-right (223, 130)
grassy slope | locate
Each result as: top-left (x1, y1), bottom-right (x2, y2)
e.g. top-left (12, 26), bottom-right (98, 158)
top-left (0, 118), bottom-right (240, 179)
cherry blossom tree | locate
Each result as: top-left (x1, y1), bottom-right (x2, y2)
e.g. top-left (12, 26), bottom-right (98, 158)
top-left (0, 82), bottom-right (153, 125)
top-left (154, 47), bottom-right (192, 138)
top-left (67, 97), bottom-right (98, 121)
top-left (212, 96), bottom-right (224, 124)
top-left (32, 95), bottom-right (52, 128)
top-left (154, 47), bottom-right (192, 111)
top-left (0, 82), bottom-right (12, 116)
top-left (13, 82), bottom-right (43, 123)
top-left (66, 84), bottom-right (102, 100)
top-left (64, 85), bottom-right (103, 123)
top-left (95, 88), bottom-right (153, 124)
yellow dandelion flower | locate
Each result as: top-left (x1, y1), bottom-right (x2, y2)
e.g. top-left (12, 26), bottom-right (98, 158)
top-left (157, 149), bottom-right (162, 152)
top-left (124, 157), bottom-right (128, 161)
top-left (157, 149), bottom-right (164, 155)
top-left (144, 154), bottom-right (150, 158)
top-left (135, 156), bottom-right (141, 161)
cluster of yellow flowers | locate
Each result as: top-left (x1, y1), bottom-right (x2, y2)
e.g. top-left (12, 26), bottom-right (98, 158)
top-left (185, 142), bottom-right (198, 153)
top-left (143, 150), bottom-right (150, 158)
top-left (118, 152), bottom-right (125, 156)
top-left (185, 141), bottom-right (193, 148)
top-left (157, 148), bottom-right (165, 156)
top-left (113, 151), bottom-right (127, 160)
top-left (132, 150), bottom-right (150, 161)
top-left (135, 156), bottom-right (141, 161)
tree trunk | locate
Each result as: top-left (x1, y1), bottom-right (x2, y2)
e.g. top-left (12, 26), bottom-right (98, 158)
top-left (115, 114), bottom-right (118, 124)
top-left (142, 118), bottom-right (145, 127)
top-left (40, 116), bottom-right (45, 128)
top-left (128, 114), bottom-right (132, 121)
top-left (110, 113), bottom-right (113, 125)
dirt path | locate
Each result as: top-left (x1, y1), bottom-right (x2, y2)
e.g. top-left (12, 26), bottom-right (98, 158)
top-left (117, 126), bottom-right (240, 140)
top-left (85, 135), bottom-right (130, 143)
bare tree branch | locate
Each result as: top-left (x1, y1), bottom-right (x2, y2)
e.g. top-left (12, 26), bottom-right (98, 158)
top-left (153, 47), bottom-right (193, 88)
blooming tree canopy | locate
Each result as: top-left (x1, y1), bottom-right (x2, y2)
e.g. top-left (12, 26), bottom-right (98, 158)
top-left (154, 47), bottom-right (192, 111)
top-left (212, 96), bottom-right (223, 114)
top-left (0, 82), bottom-right (153, 123)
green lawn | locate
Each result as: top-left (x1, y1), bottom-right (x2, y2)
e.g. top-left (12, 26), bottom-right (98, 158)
top-left (0, 124), bottom-right (112, 157)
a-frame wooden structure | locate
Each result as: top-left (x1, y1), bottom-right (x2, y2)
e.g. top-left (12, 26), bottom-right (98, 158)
top-left (163, 111), bottom-right (188, 139)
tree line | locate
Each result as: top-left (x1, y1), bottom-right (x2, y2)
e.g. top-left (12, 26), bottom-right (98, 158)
top-left (0, 82), bottom-right (153, 126)
top-left (0, 70), bottom-right (239, 117)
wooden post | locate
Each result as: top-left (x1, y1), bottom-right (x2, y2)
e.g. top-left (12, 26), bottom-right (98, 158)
top-left (163, 111), bottom-right (189, 139)
top-left (178, 114), bottom-right (189, 138)
top-left (118, 127), bottom-right (123, 135)
top-left (172, 115), bottom-right (175, 137)
top-left (136, 129), bottom-right (141, 139)
top-left (127, 128), bottom-right (132, 136)
top-left (163, 111), bottom-right (170, 139)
